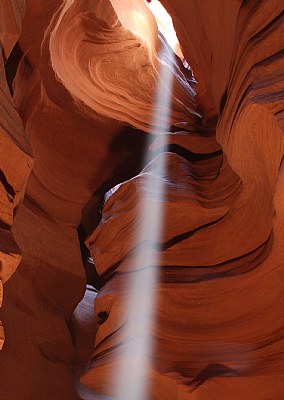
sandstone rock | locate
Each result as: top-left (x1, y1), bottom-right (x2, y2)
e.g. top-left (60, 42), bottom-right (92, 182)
top-left (47, 0), bottom-right (200, 133)
top-left (81, 1), bottom-right (284, 398)
top-left (0, 0), bottom-right (25, 60)
top-left (1, 0), bottom-right (284, 399)
top-left (0, 0), bottom-right (33, 351)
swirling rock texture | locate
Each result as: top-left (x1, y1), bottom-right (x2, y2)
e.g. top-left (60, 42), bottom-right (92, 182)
top-left (0, 0), bottom-right (284, 399)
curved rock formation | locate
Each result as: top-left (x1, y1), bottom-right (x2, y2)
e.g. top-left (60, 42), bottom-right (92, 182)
top-left (0, 0), bottom-right (284, 399)
top-left (0, 0), bottom-right (33, 350)
top-left (82, 141), bottom-right (281, 398)
top-left (81, 1), bottom-right (284, 398)
top-left (47, 0), bottom-right (199, 132)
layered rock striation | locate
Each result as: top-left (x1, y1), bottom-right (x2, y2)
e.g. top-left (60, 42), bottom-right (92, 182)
top-left (0, 0), bottom-right (33, 350)
top-left (0, 0), bottom-right (284, 399)
top-left (82, 1), bottom-right (284, 398)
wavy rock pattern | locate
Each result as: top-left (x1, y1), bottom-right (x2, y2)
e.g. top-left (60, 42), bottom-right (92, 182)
top-left (47, 0), bottom-right (200, 132)
top-left (0, 0), bottom-right (284, 399)
top-left (82, 1), bottom-right (284, 399)
top-left (0, 0), bottom-right (33, 350)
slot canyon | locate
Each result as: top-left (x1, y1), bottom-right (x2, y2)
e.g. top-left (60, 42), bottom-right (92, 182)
top-left (0, 0), bottom-right (284, 399)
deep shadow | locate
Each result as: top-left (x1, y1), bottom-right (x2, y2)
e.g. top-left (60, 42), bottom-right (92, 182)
top-left (4, 43), bottom-right (24, 95)
top-left (78, 226), bottom-right (104, 290)
top-left (190, 363), bottom-right (238, 387)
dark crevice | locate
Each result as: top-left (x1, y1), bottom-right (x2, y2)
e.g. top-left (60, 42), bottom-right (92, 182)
top-left (152, 144), bottom-right (222, 163)
top-left (0, 220), bottom-right (11, 230)
top-left (220, 90), bottom-right (228, 114)
top-left (97, 311), bottom-right (109, 325)
top-left (4, 43), bottom-right (24, 95)
top-left (161, 233), bottom-right (273, 283)
top-left (0, 168), bottom-right (16, 197)
top-left (162, 214), bottom-right (226, 250)
top-left (78, 231), bottom-right (104, 291)
top-left (189, 363), bottom-right (238, 388)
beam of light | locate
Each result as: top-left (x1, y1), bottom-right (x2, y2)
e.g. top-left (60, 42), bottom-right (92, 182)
top-left (147, 0), bottom-right (183, 60)
top-left (148, 0), bottom-right (178, 49)
top-left (111, 39), bottom-right (175, 400)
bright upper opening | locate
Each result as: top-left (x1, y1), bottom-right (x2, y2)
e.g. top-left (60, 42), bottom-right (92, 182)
top-left (147, 0), bottom-right (184, 60)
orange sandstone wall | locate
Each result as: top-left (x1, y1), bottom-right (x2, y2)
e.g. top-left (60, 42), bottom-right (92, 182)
top-left (0, 1), bottom-right (284, 399)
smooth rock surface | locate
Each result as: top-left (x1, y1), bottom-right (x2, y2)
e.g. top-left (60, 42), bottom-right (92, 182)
top-left (0, 0), bottom-right (284, 399)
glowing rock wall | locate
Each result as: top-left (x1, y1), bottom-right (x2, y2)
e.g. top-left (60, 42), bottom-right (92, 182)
top-left (0, 0), bottom-right (284, 399)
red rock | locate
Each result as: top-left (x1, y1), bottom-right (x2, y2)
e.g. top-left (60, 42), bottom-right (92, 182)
top-left (0, 0), bottom-right (284, 399)
top-left (0, 0), bottom-right (33, 351)
top-left (0, 0), bottom-right (26, 60)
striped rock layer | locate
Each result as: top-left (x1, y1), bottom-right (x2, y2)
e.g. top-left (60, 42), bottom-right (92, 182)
top-left (0, 1), bottom-right (283, 400)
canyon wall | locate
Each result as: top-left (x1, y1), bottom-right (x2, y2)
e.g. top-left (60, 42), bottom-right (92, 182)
top-left (0, 1), bottom-right (284, 399)
top-left (0, 0), bottom-right (33, 351)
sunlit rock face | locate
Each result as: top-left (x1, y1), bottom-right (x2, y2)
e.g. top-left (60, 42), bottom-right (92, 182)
top-left (47, 0), bottom-right (199, 132)
top-left (0, 0), bottom-right (284, 399)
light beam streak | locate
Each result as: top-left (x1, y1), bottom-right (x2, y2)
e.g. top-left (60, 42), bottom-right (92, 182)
top-left (112, 41), bottom-right (175, 400)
